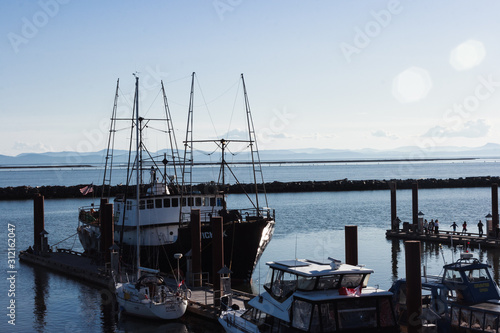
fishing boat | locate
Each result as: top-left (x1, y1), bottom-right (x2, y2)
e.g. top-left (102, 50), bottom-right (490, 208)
top-left (113, 74), bottom-right (190, 320)
top-left (77, 73), bottom-right (275, 283)
top-left (219, 257), bottom-right (399, 332)
top-left (390, 251), bottom-right (500, 332)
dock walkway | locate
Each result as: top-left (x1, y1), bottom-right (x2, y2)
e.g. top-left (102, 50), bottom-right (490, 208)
top-left (19, 249), bottom-right (252, 321)
top-left (386, 229), bottom-right (500, 249)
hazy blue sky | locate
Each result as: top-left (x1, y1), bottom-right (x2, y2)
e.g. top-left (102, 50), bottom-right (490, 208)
top-left (1, 0), bottom-right (500, 156)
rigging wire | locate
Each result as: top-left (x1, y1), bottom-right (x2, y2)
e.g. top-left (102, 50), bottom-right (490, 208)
top-left (225, 79), bottom-right (242, 140)
top-left (194, 75), bottom-right (218, 138)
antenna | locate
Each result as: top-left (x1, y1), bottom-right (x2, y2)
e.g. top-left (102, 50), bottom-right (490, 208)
top-left (295, 234), bottom-right (298, 261)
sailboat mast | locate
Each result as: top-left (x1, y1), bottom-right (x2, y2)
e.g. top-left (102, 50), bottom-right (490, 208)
top-left (134, 74), bottom-right (141, 278)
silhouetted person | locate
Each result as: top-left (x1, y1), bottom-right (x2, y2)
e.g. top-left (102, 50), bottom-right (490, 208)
top-left (478, 220), bottom-right (484, 237)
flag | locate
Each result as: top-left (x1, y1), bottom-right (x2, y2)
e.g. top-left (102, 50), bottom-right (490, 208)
top-left (178, 280), bottom-right (185, 288)
top-left (80, 184), bottom-right (93, 195)
top-left (339, 286), bottom-right (362, 297)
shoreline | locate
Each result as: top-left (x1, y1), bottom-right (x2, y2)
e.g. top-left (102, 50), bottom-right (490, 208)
top-left (0, 157), bottom-right (481, 169)
top-left (0, 176), bottom-right (499, 200)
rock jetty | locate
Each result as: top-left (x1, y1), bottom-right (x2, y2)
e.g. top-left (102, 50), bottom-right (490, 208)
top-left (0, 176), bottom-right (499, 200)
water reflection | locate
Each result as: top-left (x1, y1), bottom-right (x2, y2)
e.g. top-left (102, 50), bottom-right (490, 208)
top-left (33, 266), bottom-right (49, 331)
top-left (116, 316), bottom-right (188, 333)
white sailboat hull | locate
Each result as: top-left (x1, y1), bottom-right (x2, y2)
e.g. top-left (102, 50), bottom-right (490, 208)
top-left (116, 282), bottom-right (188, 320)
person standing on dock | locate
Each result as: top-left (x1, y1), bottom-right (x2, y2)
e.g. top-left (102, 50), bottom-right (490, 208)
top-left (423, 219), bottom-right (428, 235)
top-left (435, 219), bottom-right (439, 234)
top-left (478, 220), bottom-right (484, 237)
top-left (450, 221), bottom-right (458, 233)
top-left (462, 221), bottom-right (468, 235)
top-left (429, 220), bottom-right (435, 235)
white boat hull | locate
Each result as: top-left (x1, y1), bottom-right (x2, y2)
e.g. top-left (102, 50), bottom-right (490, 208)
top-left (116, 283), bottom-right (188, 320)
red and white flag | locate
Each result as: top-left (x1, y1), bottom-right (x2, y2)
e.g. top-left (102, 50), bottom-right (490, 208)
top-left (80, 184), bottom-right (93, 195)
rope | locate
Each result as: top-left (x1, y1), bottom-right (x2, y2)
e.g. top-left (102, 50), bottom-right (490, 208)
top-left (52, 232), bottom-right (78, 247)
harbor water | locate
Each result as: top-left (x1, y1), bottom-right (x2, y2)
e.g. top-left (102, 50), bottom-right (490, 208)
top-left (1, 160), bottom-right (500, 332)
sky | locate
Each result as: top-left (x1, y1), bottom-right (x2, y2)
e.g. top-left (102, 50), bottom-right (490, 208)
top-left (1, 0), bottom-right (500, 157)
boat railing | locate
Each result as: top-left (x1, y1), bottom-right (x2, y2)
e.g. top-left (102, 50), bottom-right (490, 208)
top-left (450, 302), bottom-right (500, 331)
top-left (180, 207), bottom-right (275, 224)
top-left (78, 205), bottom-right (100, 225)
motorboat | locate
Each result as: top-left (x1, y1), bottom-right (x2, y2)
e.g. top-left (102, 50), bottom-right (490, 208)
top-left (219, 257), bottom-right (399, 332)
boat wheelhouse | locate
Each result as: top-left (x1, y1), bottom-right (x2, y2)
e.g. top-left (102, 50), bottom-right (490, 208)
top-left (219, 258), bottom-right (398, 333)
top-left (390, 252), bottom-right (500, 332)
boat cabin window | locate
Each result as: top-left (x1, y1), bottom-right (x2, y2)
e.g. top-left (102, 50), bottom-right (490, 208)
top-left (139, 200), bottom-right (145, 210)
top-left (317, 275), bottom-right (341, 290)
top-left (163, 198), bottom-right (170, 208)
top-left (172, 198), bottom-right (179, 207)
top-left (465, 268), bottom-right (490, 282)
top-left (337, 298), bottom-right (377, 330)
top-left (297, 276), bottom-right (316, 291)
top-left (155, 199), bottom-right (162, 209)
top-left (340, 274), bottom-right (364, 288)
top-left (292, 299), bottom-right (313, 331)
top-left (147, 199), bottom-right (154, 209)
top-left (264, 269), bottom-right (298, 300)
top-left (195, 197), bottom-right (202, 206)
top-left (291, 296), bottom-right (395, 332)
top-left (444, 269), bottom-right (463, 283)
top-left (126, 200), bottom-right (133, 211)
top-left (210, 198), bottom-right (216, 207)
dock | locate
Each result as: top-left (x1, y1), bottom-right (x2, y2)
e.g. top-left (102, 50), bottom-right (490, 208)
top-left (19, 248), bottom-right (253, 321)
top-left (386, 229), bottom-right (500, 249)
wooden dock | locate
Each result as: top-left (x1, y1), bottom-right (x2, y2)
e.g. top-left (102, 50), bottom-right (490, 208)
top-left (386, 229), bottom-right (500, 249)
top-left (19, 248), bottom-right (252, 321)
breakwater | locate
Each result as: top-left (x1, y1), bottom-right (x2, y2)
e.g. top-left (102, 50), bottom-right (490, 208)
top-left (1, 176), bottom-right (499, 200)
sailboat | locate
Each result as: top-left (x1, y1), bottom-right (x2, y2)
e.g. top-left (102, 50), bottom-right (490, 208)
top-left (77, 73), bottom-right (275, 283)
top-left (114, 75), bottom-right (189, 320)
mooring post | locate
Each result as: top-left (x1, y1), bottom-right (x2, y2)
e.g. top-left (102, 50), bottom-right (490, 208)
top-left (212, 216), bottom-right (224, 307)
top-left (492, 183), bottom-right (499, 236)
top-left (390, 182), bottom-right (397, 231)
top-left (34, 194), bottom-right (45, 252)
top-left (412, 182), bottom-right (419, 231)
top-left (405, 240), bottom-right (422, 333)
top-left (345, 225), bottom-right (358, 266)
top-left (191, 209), bottom-right (202, 287)
top-left (101, 203), bottom-right (113, 263)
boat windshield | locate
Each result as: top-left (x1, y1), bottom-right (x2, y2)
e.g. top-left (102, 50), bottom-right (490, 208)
top-left (464, 268), bottom-right (490, 282)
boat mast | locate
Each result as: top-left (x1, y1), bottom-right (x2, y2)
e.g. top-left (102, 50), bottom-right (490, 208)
top-left (101, 79), bottom-right (120, 199)
top-left (180, 72), bottom-right (195, 225)
top-left (133, 74), bottom-right (141, 279)
top-left (161, 80), bottom-right (181, 190)
top-left (241, 73), bottom-right (269, 210)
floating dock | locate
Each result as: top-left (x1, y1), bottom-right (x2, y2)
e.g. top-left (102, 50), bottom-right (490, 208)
top-left (19, 248), bottom-right (252, 321)
top-left (385, 229), bottom-right (500, 249)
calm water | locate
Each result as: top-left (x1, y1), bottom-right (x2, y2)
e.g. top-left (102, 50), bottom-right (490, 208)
top-left (1, 161), bottom-right (500, 332)
top-left (1, 158), bottom-right (500, 187)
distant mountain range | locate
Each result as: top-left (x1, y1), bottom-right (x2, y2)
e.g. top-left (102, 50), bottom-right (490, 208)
top-left (1, 143), bottom-right (500, 167)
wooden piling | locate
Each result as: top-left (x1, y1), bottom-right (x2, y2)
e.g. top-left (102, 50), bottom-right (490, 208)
top-left (345, 225), bottom-right (358, 266)
top-left (101, 203), bottom-right (113, 263)
top-left (34, 194), bottom-right (44, 252)
top-left (405, 241), bottom-right (422, 333)
top-left (492, 183), bottom-right (498, 232)
top-left (390, 182), bottom-right (397, 231)
top-left (191, 209), bottom-right (202, 287)
top-left (412, 182), bottom-right (418, 228)
top-left (212, 216), bottom-right (224, 307)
